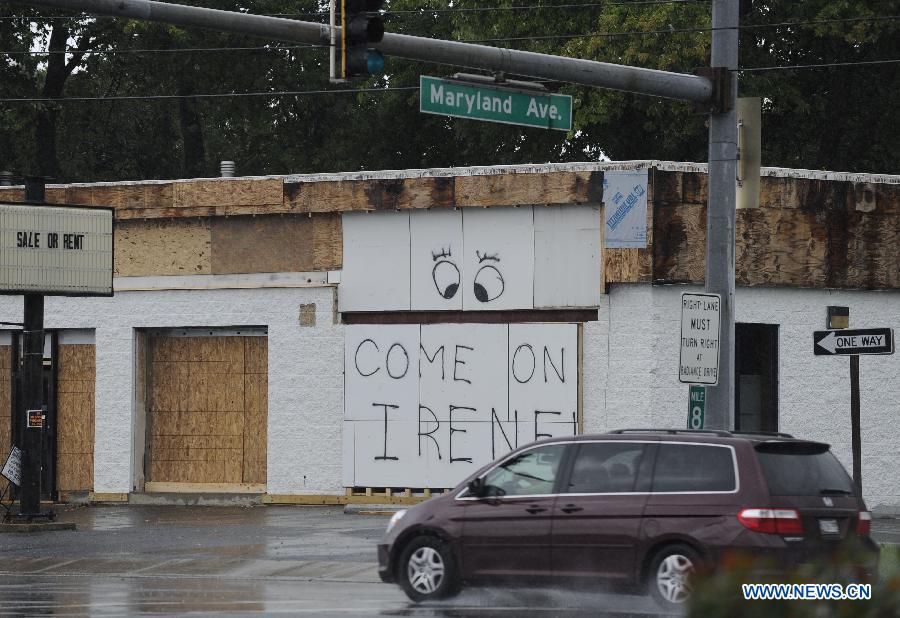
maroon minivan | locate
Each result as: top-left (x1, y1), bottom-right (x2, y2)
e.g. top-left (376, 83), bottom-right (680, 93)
top-left (377, 429), bottom-right (879, 609)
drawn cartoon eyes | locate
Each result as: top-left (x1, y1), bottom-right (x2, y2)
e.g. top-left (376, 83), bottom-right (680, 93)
top-left (474, 251), bottom-right (504, 303)
top-left (432, 247), bottom-right (460, 299)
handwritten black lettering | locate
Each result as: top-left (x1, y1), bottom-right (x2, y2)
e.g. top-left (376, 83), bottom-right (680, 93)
top-left (354, 339), bottom-right (380, 377)
top-left (418, 405), bottom-right (441, 459)
top-left (449, 405), bottom-right (475, 463)
top-left (373, 402), bottom-right (399, 461)
top-left (453, 345), bottom-right (473, 384)
top-left (512, 344), bottom-right (536, 384)
top-left (386, 342), bottom-right (409, 379)
top-left (534, 410), bottom-right (561, 440)
top-left (419, 344), bottom-right (445, 380)
top-left (543, 346), bottom-right (565, 383)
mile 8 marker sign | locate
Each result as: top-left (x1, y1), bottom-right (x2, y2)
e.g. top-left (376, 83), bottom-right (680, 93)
top-left (679, 292), bottom-right (721, 385)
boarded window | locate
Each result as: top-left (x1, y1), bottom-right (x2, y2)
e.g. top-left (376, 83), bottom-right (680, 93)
top-left (147, 335), bottom-right (267, 486)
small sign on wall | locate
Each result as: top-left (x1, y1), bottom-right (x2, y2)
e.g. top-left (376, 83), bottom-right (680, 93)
top-left (603, 170), bottom-right (648, 249)
top-left (26, 409), bottom-right (44, 429)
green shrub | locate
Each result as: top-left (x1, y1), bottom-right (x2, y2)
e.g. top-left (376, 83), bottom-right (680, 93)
top-left (687, 544), bottom-right (899, 617)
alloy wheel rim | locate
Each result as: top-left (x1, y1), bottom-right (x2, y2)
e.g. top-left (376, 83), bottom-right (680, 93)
top-left (656, 554), bottom-right (695, 603)
top-left (407, 546), bottom-right (445, 594)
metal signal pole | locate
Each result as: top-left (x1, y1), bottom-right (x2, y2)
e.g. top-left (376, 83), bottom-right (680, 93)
top-left (704, 0), bottom-right (738, 430)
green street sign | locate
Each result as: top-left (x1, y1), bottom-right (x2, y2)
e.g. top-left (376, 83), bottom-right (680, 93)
top-left (420, 76), bottom-right (572, 131)
top-left (688, 385), bottom-right (705, 430)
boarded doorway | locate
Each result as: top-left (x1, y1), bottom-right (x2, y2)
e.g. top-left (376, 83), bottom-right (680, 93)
top-left (55, 337), bottom-right (96, 496)
top-left (146, 330), bottom-right (267, 490)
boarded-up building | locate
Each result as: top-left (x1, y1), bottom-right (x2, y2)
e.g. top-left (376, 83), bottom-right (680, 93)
top-left (0, 161), bottom-right (898, 513)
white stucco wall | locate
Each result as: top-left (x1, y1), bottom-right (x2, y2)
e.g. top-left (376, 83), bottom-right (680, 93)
top-left (2, 280), bottom-right (896, 511)
top-left (0, 282), bottom-right (343, 495)
top-left (590, 284), bottom-right (900, 513)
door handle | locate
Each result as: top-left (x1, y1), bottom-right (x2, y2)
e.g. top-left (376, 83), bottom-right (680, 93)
top-left (560, 504), bottom-right (584, 514)
top-left (525, 506), bottom-right (547, 514)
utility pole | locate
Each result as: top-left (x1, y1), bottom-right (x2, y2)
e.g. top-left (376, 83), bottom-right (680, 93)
top-left (19, 177), bottom-right (46, 517)
top-left (704, 0), bottom-right (739, 430)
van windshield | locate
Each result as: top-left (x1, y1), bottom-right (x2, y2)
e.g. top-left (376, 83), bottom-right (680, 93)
top-left (756, 449), bottom-right (855, 496)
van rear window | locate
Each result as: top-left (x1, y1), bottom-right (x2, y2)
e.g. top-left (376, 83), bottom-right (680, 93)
top-left (756, 450), bottom-right (855, 496)
top-left (651, 444), bottom-right (736, 492)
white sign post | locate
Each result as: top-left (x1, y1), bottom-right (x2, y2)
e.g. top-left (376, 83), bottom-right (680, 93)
top-left (679, 292), bottom-right (721, 385)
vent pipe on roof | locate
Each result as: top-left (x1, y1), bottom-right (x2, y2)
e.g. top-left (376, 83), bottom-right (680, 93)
top-left (220, 161), bottom-right (235, 177)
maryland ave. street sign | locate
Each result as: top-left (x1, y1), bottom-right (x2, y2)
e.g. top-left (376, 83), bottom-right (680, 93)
top-left (813, 328), bottom-right (894, 356)
top-left (420, 76), bottom-right (573, 131)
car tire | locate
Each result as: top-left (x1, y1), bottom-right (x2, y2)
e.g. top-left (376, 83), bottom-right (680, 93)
top-left (397, 536), bottom-right (460, 602)
top-left (647, 544), bottom-right (702, 611)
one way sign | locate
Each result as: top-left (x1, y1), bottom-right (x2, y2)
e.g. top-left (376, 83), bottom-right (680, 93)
top-left (814, 328), bottom-right (894, 356)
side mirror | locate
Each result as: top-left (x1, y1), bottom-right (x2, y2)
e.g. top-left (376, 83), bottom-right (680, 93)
top-left (467, 477), bottom-right (485, 497)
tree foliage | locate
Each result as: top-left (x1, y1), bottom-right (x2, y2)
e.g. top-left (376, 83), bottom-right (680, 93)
top-left (0, 0), bottom-right (896, 182)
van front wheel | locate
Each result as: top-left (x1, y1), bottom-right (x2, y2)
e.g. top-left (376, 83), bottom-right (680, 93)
top-left (398, 536), bottom-right (460, 602)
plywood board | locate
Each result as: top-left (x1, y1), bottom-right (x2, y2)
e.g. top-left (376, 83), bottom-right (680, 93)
top-left (339, 211), bottom-right (411, 311)
top-left (148, 335), bottom-right (267, 487)
top-left (410, 209), bottom-right (464, 311)
top-left (210, 214), bottom-right (341, 275)
top-left (508, 323), bottom-right (578, 447)
top-left (534, 205), bottom-right (602, 308)
top-left (455, 171), bottom-right (602, 207)
top-left (56, 344), bottom-right (96, 492)
top-left (344, 325), bottom-right (419, 422)
top-left (115, 219), bottom-right (212, 277)
top-left (0, 346), bottom-right (11, 494)
top-left (284, 176), bottom-right (455, 213)
top-left (173, 178), bottom-right (282, 210)
top-left (461, 207), bottom-right (534, 310)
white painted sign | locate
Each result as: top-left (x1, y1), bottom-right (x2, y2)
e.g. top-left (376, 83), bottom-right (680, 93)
top-left (0, 203), bottom-right (113, 295)
top-left (679, 293), bottom-right (721, 385)
top-left (461, 208), bottom-right (534, 311)
top-left (603, 170), bottom-right (648, 249)
top-left (340, 205), bottom-right (602, 313)
top-left (2, 446), bottom-right (22, 486)
top-left (343, 323), bottom-right (579, 488)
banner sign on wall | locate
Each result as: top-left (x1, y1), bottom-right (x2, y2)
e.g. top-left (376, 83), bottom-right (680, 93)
top-left (603, 170), bottom-right (648, 249)
top-left (343, 323), bottom-right (579, 488)
top-left (0, 203), bottom-right (114, 296)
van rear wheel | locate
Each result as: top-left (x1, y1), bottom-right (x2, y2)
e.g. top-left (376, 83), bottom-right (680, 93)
top-left (397, 536), bottom-right (460, 602)
top-left (647, 544), bottom-right (701, 610)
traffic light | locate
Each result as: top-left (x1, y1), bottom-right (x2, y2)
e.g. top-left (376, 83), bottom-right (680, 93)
top-left (341, 0), bottom-right (385, 79)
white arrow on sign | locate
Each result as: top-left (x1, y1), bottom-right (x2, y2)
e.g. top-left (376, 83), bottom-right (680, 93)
top-left (816, 331), bottom-right (837, 354)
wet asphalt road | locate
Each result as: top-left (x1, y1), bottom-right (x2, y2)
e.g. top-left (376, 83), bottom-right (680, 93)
top-left (1, 505), bottom-right (897, 616)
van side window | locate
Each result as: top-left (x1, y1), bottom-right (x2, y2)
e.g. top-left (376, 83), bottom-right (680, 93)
top-left (651, 444), bottom-right (736, 492)
top-left (482, 444), bottom-right (566, 496)
top-left (566, 443), bottom-right (645, 494)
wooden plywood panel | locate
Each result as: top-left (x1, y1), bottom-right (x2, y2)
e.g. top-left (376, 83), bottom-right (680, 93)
top-left (284, 176), bottom-right (455, 213)
top-left (736, 209), bottom-right (828, 287)
top-left (115, 219), bottom-right (211, 277)
top-left (652, 203), bottom-right (706, 284)
top-left (534, 205), bottom-right (602, 308)
top-left (455, 171), bottom-right (602, 207)
top-left (0, 346), bottom-right (11, 494)
top-left (410, 209), bottom-right (464, 311)
top-left (56, 344), bottom-right (96, 492)
top-left (210, 214), bottom-right (341, 275)
top-left (173, 178), bottom-right (282, 211)
top-left (149, 336), bottom-right (267, 487)
top-left (461, 207), bottom-right (534, 311)
top-left (339, 211), bottom-right (411, 311)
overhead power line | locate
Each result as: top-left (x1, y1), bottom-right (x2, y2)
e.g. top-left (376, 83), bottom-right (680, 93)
top-left (0, 1), bottom-right (710, 21)
top-left (737, 58), bottom-right (900, 72)
top-left (4, 14), bottom-right (896, 56)
top-left (0, 85), bottom-right (419, 102)
top-left (0, 58), bottom-right (896, 104)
